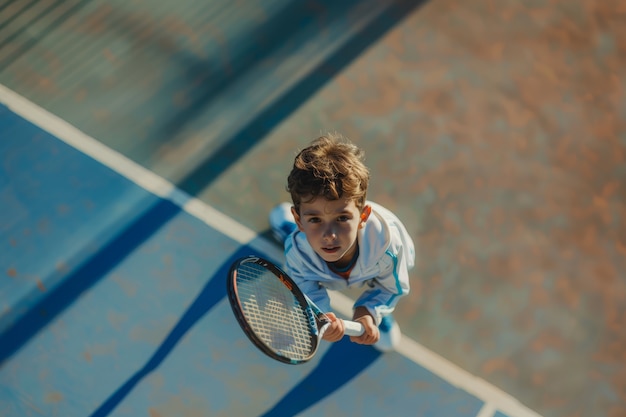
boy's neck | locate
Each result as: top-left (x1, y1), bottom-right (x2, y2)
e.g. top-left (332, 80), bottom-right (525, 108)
top-left (328, 244), bottom-right (359, 273)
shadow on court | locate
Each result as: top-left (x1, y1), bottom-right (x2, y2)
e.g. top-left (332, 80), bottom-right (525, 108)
top-left (86, 244), bottom-right (381, 417)
top-left (88, 245), bottom-right (246, 417)
top-left (260, 342), bottom-right (382, 417)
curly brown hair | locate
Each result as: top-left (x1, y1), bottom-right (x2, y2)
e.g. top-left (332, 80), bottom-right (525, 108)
top-left (287, 133), bottom-right (370, 213)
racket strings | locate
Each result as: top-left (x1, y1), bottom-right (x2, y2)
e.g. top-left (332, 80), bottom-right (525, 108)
top-left (236, 263), bottom-right (315, 360)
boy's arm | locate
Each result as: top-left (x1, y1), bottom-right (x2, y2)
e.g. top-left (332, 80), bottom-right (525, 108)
top-left (285, 263), bottom-right (332, 313)
top-left (284, 233), bottom-right (333, 312)
top-left (353, 249), bottom-right (411, 325)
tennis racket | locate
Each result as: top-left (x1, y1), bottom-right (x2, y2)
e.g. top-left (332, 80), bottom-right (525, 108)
top-left (226, 255), bottom-right (364, 364)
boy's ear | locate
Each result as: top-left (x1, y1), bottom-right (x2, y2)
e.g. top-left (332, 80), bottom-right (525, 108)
top-left (359, 205), bottom-right (372, 227)
top-left (291, 206), bottom-right (304, 231)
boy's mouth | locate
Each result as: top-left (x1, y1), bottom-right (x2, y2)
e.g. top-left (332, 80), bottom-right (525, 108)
top-left (322, 247), bottom-right (340, 254)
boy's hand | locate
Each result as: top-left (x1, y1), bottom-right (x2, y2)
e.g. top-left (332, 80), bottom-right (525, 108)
top-left (321, 312), bottom-right (345, 342)
top-left (350, 307), bottom-right (379, 345)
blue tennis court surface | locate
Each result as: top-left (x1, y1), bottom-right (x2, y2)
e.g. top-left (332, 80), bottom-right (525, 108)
top-left (0, 92), bottom-right (537, 417)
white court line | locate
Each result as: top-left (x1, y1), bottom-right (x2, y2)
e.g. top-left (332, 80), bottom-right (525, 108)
top-left (477, 403), bottom-right (497, 417)
top-left (0, 84), bottom-right (543, 417)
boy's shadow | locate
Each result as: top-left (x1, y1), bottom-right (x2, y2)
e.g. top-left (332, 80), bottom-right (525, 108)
top-left (89, 246), bottom-right (255, 417)
top-left (88, 245), bottom-right (380, 417)
top-left (261, 338), bottom-right (382, 417)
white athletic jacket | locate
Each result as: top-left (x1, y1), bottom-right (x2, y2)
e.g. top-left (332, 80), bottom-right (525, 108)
top-left (284, 201), bottom-right (415, 325)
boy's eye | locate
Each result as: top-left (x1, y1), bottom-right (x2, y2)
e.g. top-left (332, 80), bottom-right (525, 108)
top-left (308, 217), bottom-right (321, 223)
top-left (337, 216), bottom-right (350, 222)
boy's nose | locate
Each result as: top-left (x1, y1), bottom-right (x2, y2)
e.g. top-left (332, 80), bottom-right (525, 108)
top-left (323, 226), bottom-right (337, 240)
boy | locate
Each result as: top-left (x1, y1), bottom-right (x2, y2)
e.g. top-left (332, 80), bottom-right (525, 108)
top-left (269, 133), bottom-right (415, 351)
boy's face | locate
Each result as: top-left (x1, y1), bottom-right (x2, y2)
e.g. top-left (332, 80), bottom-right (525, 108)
top-left (292, 196), bottom-right (371, 267)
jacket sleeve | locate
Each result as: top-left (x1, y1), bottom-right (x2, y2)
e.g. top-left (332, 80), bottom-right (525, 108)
top-left (353, 246), bottom-right (411, 325)
top-left (286, 264), bottom-right (332, 313)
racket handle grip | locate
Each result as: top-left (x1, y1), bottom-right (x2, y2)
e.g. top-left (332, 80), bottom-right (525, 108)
top-left (343, 320), bottom-right (365, 337)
